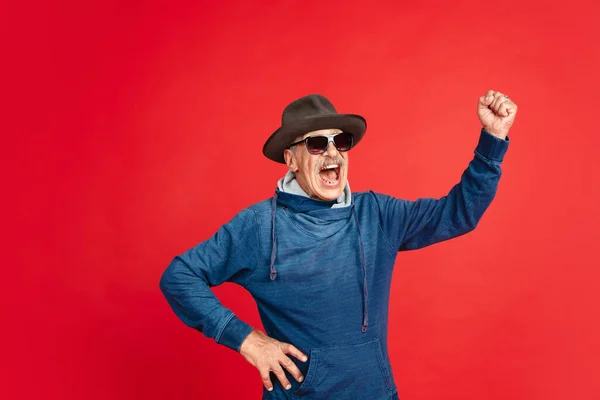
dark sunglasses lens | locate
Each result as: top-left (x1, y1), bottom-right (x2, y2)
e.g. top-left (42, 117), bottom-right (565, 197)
top-left (334, 133), bottom-right (353, 151)
top-left (306, 136), bottom-right (329, 153)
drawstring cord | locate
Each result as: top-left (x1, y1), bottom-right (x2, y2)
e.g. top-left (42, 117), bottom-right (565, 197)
top-left (269, 193), bottom-right (278, 280)
top-left (352, 205), bottom-right (369, 332)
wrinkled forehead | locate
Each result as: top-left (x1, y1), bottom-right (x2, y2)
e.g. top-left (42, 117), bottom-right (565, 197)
top-left (299, 128), bottom-right (343, 141)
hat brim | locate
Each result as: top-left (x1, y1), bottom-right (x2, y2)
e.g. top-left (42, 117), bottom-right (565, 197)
top-left (263, 114), bottom-right (367, 164)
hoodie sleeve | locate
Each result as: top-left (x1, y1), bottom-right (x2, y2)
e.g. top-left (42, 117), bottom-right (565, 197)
top-left (375, 129), bottom-right (509, 251)
top-left (159, 208), bottom-right (258, 352)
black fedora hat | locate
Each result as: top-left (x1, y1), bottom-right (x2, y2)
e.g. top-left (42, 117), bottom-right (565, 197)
top-left (263, 94), bottom-right (367, 163)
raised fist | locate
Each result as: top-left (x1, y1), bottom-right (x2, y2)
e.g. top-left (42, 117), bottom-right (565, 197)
top-left (478, 90), bottom-right (518, 139)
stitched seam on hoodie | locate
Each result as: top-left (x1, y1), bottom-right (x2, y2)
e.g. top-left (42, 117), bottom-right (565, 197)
top-left (475, 148), bottom-right (504, 165)
top-left (368, 191), bottom-right (399, 256)
top-left (214, 312), bottom-right (235, 343)
top-left (241, 209), bottom-right (263, 285)
top-left (281, 207), bottom-right (353, 239)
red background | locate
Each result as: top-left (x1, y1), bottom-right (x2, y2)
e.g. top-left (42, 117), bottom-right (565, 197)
top-left (2, 1), bottom-right (600, 399)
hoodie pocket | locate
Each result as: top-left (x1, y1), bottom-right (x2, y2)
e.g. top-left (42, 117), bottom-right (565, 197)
top-left (291, 338), bottom-right (394, 399)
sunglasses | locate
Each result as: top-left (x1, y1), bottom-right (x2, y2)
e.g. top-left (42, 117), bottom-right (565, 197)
top-left (287, 132), bottom-right (354, 155)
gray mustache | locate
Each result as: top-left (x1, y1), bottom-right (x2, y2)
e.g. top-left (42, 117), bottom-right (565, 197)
top-left (318, 157), bottom-right (346, 170)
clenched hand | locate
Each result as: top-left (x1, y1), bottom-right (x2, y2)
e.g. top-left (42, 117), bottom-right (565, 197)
top-left (478, 89), bottom-right (518, 140)
top-left (239, 330), bottom-right (307, 392)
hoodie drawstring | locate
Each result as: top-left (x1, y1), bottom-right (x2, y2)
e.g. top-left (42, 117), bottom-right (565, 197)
top-left (269, 193), bottom-right (278, 280)
top-left (268, 193), bottom-right (368, 333)
top-left (352, 205), bottom-right (369, 333)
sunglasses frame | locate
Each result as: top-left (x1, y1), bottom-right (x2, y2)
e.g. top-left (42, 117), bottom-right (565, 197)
top-left (287, 132), bottom-right (354, 155)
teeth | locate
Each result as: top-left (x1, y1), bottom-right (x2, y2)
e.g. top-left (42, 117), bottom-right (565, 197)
top-left (321, 164), bottom-right (339, 170)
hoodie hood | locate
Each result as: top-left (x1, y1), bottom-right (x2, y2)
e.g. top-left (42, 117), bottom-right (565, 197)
top-left (276, 170), bottom-right (352, 208)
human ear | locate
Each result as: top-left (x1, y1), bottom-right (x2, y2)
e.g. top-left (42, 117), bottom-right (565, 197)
top-left (283, 149), bottom-right (298, 173)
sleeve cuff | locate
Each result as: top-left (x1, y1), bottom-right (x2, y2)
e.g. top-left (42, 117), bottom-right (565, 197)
top-left (475, 128), bottom-right (510, 163)
top-left (215, 314), bottom-right (254, 352)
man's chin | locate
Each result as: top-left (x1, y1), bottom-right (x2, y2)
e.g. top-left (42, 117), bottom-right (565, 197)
top-left (314, 186), bottom-right (344, 202)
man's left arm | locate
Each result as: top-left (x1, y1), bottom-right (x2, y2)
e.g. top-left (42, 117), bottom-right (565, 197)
top-left (375, 90), bottom-right (517, 251)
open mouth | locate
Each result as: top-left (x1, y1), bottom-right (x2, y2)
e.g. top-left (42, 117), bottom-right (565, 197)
top-left (318, 164), bottom-right (341, 187)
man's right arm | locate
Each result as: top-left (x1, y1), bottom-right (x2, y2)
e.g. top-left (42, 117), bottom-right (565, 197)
top-left (159, 208), bottom-right (258, 352)
top-left (159, 207), bottom-right (307, 391)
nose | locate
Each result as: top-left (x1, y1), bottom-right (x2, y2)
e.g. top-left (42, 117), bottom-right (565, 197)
top-left (324, 141), bottom-right (339, 158)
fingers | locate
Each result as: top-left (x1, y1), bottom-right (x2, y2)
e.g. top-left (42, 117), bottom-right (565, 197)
top-left (481, 90), bottom-right (515, 117)
top-left (478, 93), bottom-right (494, 110)
top-left (490, 92), bottom-right (507, 112)
top-left (498, 101), bottom-right (511, 117)
top-left (271, 364), bottom-right (292, 391)
top-left (259, 364), bottom-right (291, 392)
top-left (281, 343), bottom-right (308, 363)
top-left (249, 337), bottom-right (309, 392)
top-left (280, 355), bottom-right (304, 383)
top-left (260, 368), bottom-right (274, 392)
top-left (478, 96), bottom-right (491, 109)
top-left (259, 358), bottom-right (303, 392)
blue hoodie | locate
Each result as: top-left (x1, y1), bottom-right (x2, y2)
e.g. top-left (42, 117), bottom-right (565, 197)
top-left (160, 129), bottom-right (509, 399)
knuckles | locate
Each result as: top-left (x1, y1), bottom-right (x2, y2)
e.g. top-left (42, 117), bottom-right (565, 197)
top-left (281, 358), bottom-right (294, 367)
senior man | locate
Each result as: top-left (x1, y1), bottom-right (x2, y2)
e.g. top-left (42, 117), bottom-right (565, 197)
top-left (160, 91), bottom-right (517, 399)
